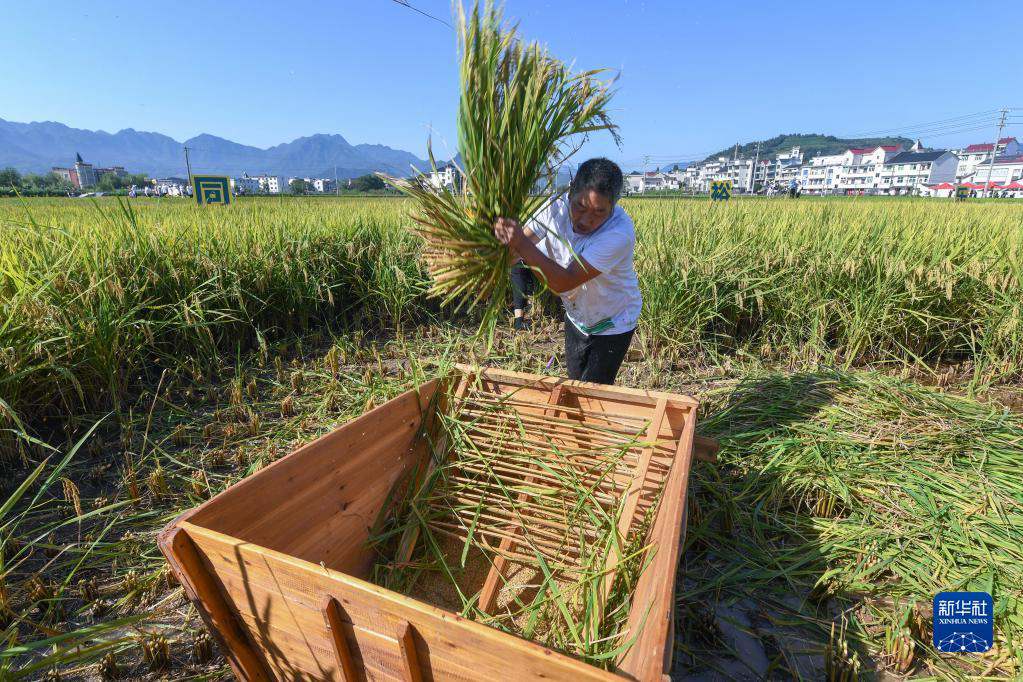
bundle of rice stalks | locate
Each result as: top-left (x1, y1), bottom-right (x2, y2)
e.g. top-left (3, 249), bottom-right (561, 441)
top-left (382, 1), bottom-right (618, 323)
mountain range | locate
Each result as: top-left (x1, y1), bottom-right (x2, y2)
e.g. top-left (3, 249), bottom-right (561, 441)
top-left (1, 117), bottom-right (923, 181)
top-left (0, 117), bottom-right (429, 179)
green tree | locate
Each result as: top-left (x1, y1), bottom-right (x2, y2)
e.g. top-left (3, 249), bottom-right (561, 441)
top-left (46, 173), bottom-right (74, 194)
top-left (95, 173), bottom-right (148, 192)
top-left (19, 172), bottom-right (73, 195)
top-left (351, 174), bottom-right (385, 192)
top-left (290, 178), bottom-right (308, 194)
top-left (0, 167), bottom-right (21, 189)
top-left (96, 174), bottom-right (121, 192)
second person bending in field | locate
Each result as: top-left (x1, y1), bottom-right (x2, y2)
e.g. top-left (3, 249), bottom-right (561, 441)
top-left (493, 158), bottom-right (641, 385)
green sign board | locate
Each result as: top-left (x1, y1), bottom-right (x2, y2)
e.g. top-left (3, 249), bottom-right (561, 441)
top-left (191, 175), bottom-right (232, 206)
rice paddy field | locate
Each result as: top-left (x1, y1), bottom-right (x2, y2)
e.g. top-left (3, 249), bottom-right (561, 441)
top-left (2, 194), bottom-right (1023, 680)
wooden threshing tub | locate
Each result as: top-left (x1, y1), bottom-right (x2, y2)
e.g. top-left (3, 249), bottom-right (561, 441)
top-left (159, 367), bottom-right (710, 681)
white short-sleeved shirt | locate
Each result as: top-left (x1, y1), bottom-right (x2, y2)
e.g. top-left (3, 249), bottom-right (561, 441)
top-left (526, 196), bottom-right (642, 336)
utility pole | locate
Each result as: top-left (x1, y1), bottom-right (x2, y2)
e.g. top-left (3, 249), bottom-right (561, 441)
top-left (183, 146), bottom-right (193, 179)
top-left (751, 141), bottom-right (761, 194)
top-left (334, 165), bottom-right (339, 196)
top-left (983, 109), bottom-right (1009, 198)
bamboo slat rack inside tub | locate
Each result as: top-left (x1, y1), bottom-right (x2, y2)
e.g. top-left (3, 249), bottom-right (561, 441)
top-left (159, 366), bottom-right (713, 681)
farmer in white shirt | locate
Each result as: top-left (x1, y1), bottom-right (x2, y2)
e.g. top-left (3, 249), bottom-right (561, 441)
top-left (493, 158), bottom-right (641, 384)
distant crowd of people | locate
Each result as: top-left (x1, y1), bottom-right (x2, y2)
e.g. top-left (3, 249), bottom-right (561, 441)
top-left (126, 185), bottom-right (192, 198)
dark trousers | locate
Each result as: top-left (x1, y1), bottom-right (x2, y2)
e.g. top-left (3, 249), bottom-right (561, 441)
top-left (510, 261), bottom-right (534, 310)
top-left (564, 319), bottom-right (635, 384)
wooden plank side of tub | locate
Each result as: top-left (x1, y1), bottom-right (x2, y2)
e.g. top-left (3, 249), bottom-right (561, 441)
top-left (184, 523), bottom-right (622, 682)
top-left (157, 525), bottom-right (273, 681)
top-left (616, 400), bottom-right (697, 681)
top-left (183, 379), bottom-right (442, 577)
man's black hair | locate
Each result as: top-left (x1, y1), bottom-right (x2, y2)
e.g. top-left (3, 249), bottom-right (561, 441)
top-left (569, 158), bottom-right (624, 203)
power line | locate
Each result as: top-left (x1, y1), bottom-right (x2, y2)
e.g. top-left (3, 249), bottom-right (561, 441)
top-left (919, 123), bottom-right (1009, 141)
top-left (619, 149), bottom-right (722, 165)
top-left (840, 109), bottom-right (1002, 138)
top-left (890, 120), bottom-right (1003, 140)
top-left (389, 0), bottom-right (452, 29)
top-left (843, 120), bottom-right (1000, 143)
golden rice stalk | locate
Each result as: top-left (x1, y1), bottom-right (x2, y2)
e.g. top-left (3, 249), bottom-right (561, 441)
top-left (381, 1), bottom-right (618, 320)
top-left (61, 477), bottom-right (82, 517)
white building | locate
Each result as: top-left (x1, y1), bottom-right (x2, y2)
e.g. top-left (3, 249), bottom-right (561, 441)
top-left (694, 158), bottom-right (728, 192)
top-left (835, 145), bottom-right (903, 194)
top-left (626, 173), bottom-right (658, 194)
top-left (311, 178), bottom-right (336, 193)
top-left (233, 176), bottom-right (261, 194)
top-left (685, 165), bottom-right (703, 189)
top-left (288, 177), bottom-right (337, 193)
top-left (681, 156), bottom-right (753, 193)
top-left (751, 158), bottom-right (776, 191)
top-left (423, 163), bottom-right (462, 192)
top-left (954, 137), bottom-right (1020, 181)
top-left (665, 168), bottom-right (687, 189)
top-left (258, 175), bottom-right (289, 194)
top-left (799, 153), bottom-right (846, 194)
top-left (773, 147), bottom-right (805, 187)
top-left (721, 158), bottom-right (754, 192)
top-left (288, 177), bottom-right (329, 193)
top-left (882, 150), bottom-right (958, 194)
top-left (625, 171), bottom-right (679, 193)
top-left (968, 153), bottom-right (1023, 186)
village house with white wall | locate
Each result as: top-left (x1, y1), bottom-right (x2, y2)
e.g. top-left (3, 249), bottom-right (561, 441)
top-left (624, 136), bottom-right (1021, 197)
top-left (952, 138), bottom-right (1020, 181)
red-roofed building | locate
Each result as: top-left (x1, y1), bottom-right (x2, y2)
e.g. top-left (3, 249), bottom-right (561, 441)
top-left (955, 137), bottom-right (1021, 180)
top-left (969, 153), bottom-right (1023, 188)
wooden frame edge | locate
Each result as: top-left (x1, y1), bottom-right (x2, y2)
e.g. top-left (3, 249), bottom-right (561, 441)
top-left (157, 525), bottom-right (272, 681)
top-left (452, 364), bottom-right (700, 410)
top-left (183, 522), bottom-right (622, 681)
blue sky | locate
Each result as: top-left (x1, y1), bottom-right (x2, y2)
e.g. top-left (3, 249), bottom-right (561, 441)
top-left (2, 1), bottom-right (1019, 168)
